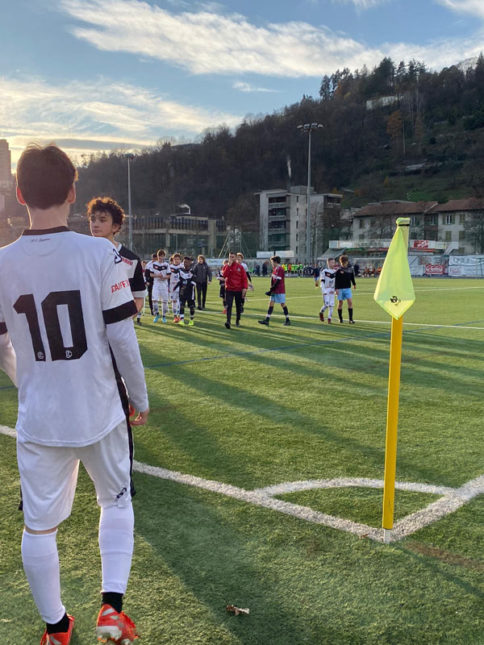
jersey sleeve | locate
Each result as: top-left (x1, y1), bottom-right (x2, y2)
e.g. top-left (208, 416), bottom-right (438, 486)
top-left (101, 246), bottom-right (138, 324)
top-left (130, 258), bottom-right (147, 299)
top-left (0, 297), bottom-right (17, 385)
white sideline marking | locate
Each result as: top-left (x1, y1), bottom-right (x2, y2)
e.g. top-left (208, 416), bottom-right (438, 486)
top-left (201, 307), bottom-right (484, 330)
top-left (1, 425), bottom-right (482, 543)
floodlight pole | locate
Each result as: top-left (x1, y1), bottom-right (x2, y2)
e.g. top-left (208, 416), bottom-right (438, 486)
top-left (125, 153), bottom-right (135, 249)
top-left (297, 122), bottom-right (323, 265)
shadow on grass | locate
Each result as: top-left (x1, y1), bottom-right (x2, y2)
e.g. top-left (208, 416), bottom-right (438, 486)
top-left (143, 357), bottom-right (454, 488)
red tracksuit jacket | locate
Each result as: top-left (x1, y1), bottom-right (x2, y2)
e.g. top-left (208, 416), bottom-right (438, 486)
top-left (222, 262), bottom-right (249, 291)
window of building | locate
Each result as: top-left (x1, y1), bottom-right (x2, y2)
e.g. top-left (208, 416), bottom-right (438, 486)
top-left (445, 231), bottom-right (452, 241)
top-left (459, 213), bottom-right (466, 224)
top-left (444, 214), bottom-right (455, 225)
top-left (268, 195), bottom-right (286, 204)
top-left (459, 230), bottom-right (466, 241)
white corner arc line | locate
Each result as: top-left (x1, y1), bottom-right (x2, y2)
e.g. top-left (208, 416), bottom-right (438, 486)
top-left (1, 426), bottom-right (482, 543)
top-left (132, 461), bottom-right (484, 543)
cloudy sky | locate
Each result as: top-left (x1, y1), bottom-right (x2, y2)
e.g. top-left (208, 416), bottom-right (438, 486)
top-left (1, 0), bottom-right (483, 167)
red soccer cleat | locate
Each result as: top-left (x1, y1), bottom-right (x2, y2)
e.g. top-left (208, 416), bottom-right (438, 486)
top-left (40, 615), bottom-right (75, 645)
top-left (319, 311), bottom-right (324, 322)
top-left (96, 604), bottom-right (139, 644)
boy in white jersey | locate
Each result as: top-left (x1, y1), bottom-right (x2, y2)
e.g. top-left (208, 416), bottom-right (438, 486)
top-left (0, 144), bottom-right (149, 645)
top-left (150, 248), bottom-right (170, 323)
top-left (169, 252), bottom-right (182, 322)
top-left (87, 197), bottom-right (146, 314)
top-left (315, 257), bottom-right (336, 324)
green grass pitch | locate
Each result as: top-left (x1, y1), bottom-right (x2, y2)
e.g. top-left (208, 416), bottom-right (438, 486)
top-left (0, 277), bottom-right (483, 643)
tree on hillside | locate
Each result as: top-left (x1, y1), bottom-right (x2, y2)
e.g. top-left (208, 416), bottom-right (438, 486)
top-left (386, 110), bottom-right (404, 156)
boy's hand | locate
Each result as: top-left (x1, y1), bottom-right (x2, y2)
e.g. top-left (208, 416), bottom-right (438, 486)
top-left (130, 408), bottom-right (149, 425)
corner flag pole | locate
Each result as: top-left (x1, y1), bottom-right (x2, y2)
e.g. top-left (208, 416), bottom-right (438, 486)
top-left (382, 315), bottom-right (403, 540)
top-left (373, 217), bottom-right (415, 543)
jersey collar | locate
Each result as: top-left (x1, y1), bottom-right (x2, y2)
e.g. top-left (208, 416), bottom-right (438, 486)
top-left (22, 226), bottom-right (70, 236)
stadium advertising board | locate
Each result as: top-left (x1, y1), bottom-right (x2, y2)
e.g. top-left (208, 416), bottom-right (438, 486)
top-left (448, 255), bottom-right (484, 277)
top-left (425, 263), bottom-right (447, 276)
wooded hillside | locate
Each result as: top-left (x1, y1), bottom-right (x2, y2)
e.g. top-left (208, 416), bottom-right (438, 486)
top-left (70, 55), bottom-right (484, 230)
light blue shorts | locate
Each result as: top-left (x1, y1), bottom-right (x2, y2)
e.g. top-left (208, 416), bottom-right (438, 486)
top-left (271, 293), bottom-right (286, 304)
top-left (338, 288), bottom-right (352, 301)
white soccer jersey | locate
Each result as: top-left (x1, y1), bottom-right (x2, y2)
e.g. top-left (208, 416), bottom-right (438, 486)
top-left (169, 263), bottom-right (181, 295)
top-left (320, 268), bottom-right (336, 293)
top-left (152, 260), bottom-right (170, 300)
top-left (115, 242), bottom-right (146, 300)
top-left (0, 227), bottom-right (140, 447)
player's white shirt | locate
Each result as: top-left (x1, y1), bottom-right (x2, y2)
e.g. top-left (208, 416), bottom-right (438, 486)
top-left (0, 227), bottom-right (140, 447)
top-left (151, 260), bottom-right (170, 280)
top-left (152, 259), bottom-right (170, 299)
top-left (169, 263), bottom-right (181, 295)
top-left (320, 267), bottom-right (336, 293)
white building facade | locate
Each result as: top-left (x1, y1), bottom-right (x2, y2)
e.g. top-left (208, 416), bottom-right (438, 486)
top-left (258, 186), bottom-right (342, 262)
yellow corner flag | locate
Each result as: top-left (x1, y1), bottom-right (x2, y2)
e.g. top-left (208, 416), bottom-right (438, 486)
top-left (375, 217), bottom-right (416, 541)
top-left (374, 217), bottom-right (416, 319)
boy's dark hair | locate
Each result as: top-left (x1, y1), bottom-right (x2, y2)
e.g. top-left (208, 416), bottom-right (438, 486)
top-left (173, 252), bottom-right (181, 259)
top-left (86, 197), bottom-right (125, 228)
top-left (271, 255), bottom-right (281, 264)
top-left (16, 143), bottom-right (77, 210)
top-left (152, 253), bottom-right (157, 259)
top-left (183, 256), bottom-right (193, 262)
top-left (157, 249), bottom-right (166, 256)
top-left (340, 255), bottom-right (349, 265)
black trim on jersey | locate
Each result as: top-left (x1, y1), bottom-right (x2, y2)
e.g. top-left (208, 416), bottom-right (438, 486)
top-left (22, 226), bottom-right (70, 236)
top-left (109, 349), bottom-right (136, 498)
top-left (118, 244), bottom-right (145, 295)
top-left (103, 300), bottom-right (137, 324)
top-left (0, 322), bottom-right (7, 335)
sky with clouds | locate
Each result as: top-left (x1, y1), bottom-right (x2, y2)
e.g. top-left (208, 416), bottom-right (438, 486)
top-left (1, 0), bottom-right (483, 167)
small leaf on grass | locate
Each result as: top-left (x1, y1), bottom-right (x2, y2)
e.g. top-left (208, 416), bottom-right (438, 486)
top-left (226, 604), bottom-right (250, 616)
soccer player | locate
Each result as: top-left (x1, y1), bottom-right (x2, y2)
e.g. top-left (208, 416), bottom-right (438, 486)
top-left (258, 255), bottom-right (291, 326)
top-left (150, 249), bottom-right (170, 323)
top-left (87, 198), bottom-right (146, 314)
top-left (222, 252), bottom-right (248, 329)
top-left (0, 143), bottom-right (149, 644)
top-left (335, 254), bottom-right (356, 324)
top-left (236, 252), bottom-right (253, 313)
top-left (175, 256), bottom-right (196, 325)
top-left (217, 259), bottom-right (229, 314)
top-left (316, 258), bottom-right (337, 324)
top-left (135, 260), bottom-right (148, 325)
top-left (145, 252), bottom-right (157, 315)
top-left (169, 252), bottom-right (182, 322)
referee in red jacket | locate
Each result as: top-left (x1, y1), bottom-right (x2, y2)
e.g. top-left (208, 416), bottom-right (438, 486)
top-left (222, 252), bottom-right (248, 328)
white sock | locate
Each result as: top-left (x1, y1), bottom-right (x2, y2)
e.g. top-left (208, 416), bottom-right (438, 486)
top-left (99, 504), bottom-right (134, 595)
top-left (162, 301), bottom-right (168, 316)
top-left (328, 306), bottom-right (334, 319)
top-left (21, 530), bottom-right (66, 624)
